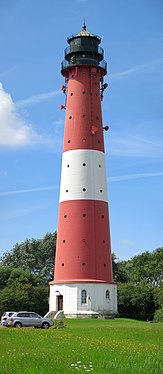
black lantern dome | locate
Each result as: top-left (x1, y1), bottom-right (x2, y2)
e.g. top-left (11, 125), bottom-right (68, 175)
top-left (61, 24), bottom-right (107, 74)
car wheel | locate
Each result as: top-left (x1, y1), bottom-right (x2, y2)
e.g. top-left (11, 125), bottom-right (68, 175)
top-left (14, 322), bottom-right (22, 328)
top-left (42, 322), bottom-right (50, 329)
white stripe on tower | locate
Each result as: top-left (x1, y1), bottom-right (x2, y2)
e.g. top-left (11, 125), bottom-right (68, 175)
top-left (59, 149), bottom-right (108, 203)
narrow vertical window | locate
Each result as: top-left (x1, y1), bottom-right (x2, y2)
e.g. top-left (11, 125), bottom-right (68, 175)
top-left (106, 290), bottom-right (110, 299)
top-left (81, 289), bottom-right (87, 304)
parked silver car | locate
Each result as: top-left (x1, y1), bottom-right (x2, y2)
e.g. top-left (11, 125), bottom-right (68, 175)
top-left (8, 311), bottom-right (53, 329)
top-left (1, 311), bottom-right (16, 326)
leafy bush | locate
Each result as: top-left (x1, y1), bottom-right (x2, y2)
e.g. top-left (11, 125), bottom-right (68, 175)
top-left (53, 319), bottom-right (66, 329)
top-left (154, 308), bottom-right (163, 322)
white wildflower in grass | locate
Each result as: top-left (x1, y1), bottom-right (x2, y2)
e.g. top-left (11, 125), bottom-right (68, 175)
top-left (71, 360), bottom-right (93, 371)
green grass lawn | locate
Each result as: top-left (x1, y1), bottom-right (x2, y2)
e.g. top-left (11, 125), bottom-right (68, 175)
top-left (0, 319), bottom-right (162, 373)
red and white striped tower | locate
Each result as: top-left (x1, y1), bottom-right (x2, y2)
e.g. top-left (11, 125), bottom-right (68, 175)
top-left (49, 24), bottom-right (117, 317)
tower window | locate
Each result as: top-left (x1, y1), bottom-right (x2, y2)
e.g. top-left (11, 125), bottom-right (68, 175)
top-left (82, 188), bottom-right (86, 192)
top-left (82, 163), bottom-right (86, 166)
top-left (82, 114), bottom-right (86, 118)
top-left (81, 289), bottom-right (87, 304)
top-left (103, 240), bottom-right (105, 243)
top-left (96, 116), bottom-right (99, 120)
top-left (64, 215), bottom-right (67, 218)
top-left (99, 165), bottom-right (101, 168)
top-left (83, 213), bottom-right (86, 218)
top-left (70, 93), bottom-right (73, 96)
top-left (98, 140), bottom-right (100, 144)
top-left (62, 263), bottom-right (64, 267)
top-left (104, 264), bottom-right (106, 267)
top-left (106, 290), bottom-right (110, 299)
top-left (63, 240), bottom-right (65, 243)
top-left (95, 93), bottom-right (98, 96)
top-left (66, 189), bottom-right (68, 193)
top-left (82, 262), bottom-right (86, 266)
top-left (102, 215), bottom-right (104, 219)
top-left (100, 189), bottom-right (103, 193)
top-left (82, 91), bottom-right (86, 94)
top-left (68, 140), bottom-right (71, 143)
top-left (67, 165), bottom-right (70, 168)
top-left (69, 116), bottom-right (72, 119)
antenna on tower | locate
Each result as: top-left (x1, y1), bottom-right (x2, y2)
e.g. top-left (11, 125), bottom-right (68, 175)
top-left (82, 19), bottom-right (86, 30)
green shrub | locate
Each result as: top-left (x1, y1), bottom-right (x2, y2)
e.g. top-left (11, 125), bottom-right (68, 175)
top-left (53, 319), bottom-right (66, 329)
top-left (154, 307), bottom-right (163, 322)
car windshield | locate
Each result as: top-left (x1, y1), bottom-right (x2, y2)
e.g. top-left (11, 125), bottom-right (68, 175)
top-left (30, 313), bottom-right (41, 318)
top-left (2, 312), bottom-right (14, 317)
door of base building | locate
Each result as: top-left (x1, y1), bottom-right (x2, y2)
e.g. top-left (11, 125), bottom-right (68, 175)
top-left (57, 295), bottom-right (63, 310)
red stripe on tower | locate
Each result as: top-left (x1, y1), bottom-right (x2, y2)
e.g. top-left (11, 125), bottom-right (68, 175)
top-left (49, 24), bottom-right (117, 317)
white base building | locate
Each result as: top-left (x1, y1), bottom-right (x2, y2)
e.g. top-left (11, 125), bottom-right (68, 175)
top-left (49, 282), bottom-right (117, 318)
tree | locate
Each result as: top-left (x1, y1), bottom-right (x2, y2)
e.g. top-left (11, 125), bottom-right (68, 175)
top-left (116, 248), bottom-right (163, 320)
top-left (0, 266), bottom-right (13, 288)
top-left (112, 253), bottom-right (129, 283)
top-left (118, 280), bottom-right (158, 320)
top-left (0, 267), bottom-right (49, 316)
top-left (1, 232), bottom-right (57, 282)
top-left (120, 248), bottom-right (163, 285)
top-left (0, 233), bottom-right (57, 316)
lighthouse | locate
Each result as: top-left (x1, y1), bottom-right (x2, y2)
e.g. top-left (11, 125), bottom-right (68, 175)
top-left (49, 24), bottom-right (117, 317)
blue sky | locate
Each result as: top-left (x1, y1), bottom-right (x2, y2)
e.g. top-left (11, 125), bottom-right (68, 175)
top-left (0, 0), bottom-right (163, 260)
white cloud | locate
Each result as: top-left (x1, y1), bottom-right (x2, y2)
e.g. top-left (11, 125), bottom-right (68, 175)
top-left (109, 58), bottom-right (163, 80)
top-left (15, 89), bottom-right (61, 108)
top-left (0, 185), bottom-right (59, 197)
top-left (0, 203), bottom-right (53, 222)
top-left (106, 131), bottom-right (163, 158)
top-left (0, 66), bottom-right (18, 78)
top-left (0, 83), bottom-right (42, 147)
top-left (117, 240), bottom-right (134, 247)
top-left (108, 172), bottom-right (163, 183)
top-left (53, 118), bottom-right (64, 126)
